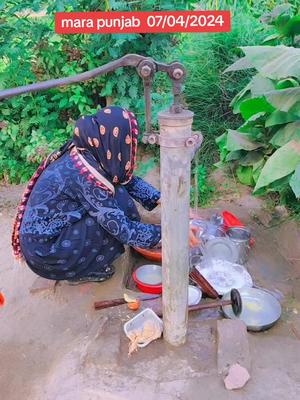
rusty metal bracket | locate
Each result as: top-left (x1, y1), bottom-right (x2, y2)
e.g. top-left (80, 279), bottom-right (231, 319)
top-left (136, 59), bottom-right (156, 135)
top-left (145, 132), bottom-right (203, 149)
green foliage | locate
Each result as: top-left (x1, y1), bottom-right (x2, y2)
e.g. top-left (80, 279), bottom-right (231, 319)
top-left (216, 44), bottom-right (300, 207)
top-left (177, 12), bottom-right (264, 170)
top-left (197, 0), bottom-right (300, 15)
top-left (259, 3), bottom-right (300, 46)
top-left (0, 0), bottom-right (191, 182)
top-left (190, 164), bottom-right (215, 207)
top-left (290, 165), bottom-right (300, 198)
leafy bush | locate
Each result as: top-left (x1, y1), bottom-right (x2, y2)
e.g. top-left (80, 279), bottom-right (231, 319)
top-left (0, 0), bottom-right (192, 183)
top-left (177, 12), bottom-right (264, 169)
top-left (216, 45), bottom-right (300, 206)
top-left (258, 2), bottom-right (300, 46)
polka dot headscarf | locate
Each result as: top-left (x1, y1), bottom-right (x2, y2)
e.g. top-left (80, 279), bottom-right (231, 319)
top-left (73, 106), bottom-right (139, 185)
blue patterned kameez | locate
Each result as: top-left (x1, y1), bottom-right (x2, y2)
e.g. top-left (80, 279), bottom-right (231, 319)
top-left (19, 152), bottom-right (161, 280)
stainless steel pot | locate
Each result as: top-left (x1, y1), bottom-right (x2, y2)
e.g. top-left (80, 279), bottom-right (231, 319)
top-left (226, 227), bottom-right (251, 264)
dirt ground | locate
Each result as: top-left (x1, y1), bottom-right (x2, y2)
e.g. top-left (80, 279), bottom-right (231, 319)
top-left (1, 170), bottom-right (300, 400)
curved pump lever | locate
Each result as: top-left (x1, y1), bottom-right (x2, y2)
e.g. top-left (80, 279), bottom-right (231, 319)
top-left (0, 54), bottom-right (145, 100)
top-left (0, 53), bottom-right (186, 135)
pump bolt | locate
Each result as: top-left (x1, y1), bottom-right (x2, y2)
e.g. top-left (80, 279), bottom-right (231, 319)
top-left (185, 137), bottom-right (196, 147)
top-left (140, 65), bottom-right (152, 77)
top-left (172, 68), bottom-right (184, 80)
top-left (148, 134), bottom-right (159, 145)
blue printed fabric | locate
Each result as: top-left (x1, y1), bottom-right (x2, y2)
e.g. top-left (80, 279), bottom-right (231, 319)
top-left (20, 152), bottom-right (161, 280)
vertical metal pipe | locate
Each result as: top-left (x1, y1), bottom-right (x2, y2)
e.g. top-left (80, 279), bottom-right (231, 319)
top-left (158, 109), bottom-right (194, 346)
top-left (143, 78), bottom-right (152, 134)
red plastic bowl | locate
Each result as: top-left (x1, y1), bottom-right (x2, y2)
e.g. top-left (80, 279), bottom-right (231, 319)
top-left (132, 265), bottom-right (162, 294)
top-left (133, 246), bottom-right (162, 262)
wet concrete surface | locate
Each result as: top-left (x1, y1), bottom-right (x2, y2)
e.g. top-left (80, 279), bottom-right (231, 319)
top-left (1, 182), bottom-right (300, 399)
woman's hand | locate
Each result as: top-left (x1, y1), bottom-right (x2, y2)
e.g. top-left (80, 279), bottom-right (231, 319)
top-left (151, 227), bottom-right (199, 249)
top-left (189, 226), bottom-right (200, 247)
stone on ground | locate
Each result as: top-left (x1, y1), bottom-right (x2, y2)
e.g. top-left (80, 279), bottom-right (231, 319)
top-left (224, 363), bottom-right (250, 390)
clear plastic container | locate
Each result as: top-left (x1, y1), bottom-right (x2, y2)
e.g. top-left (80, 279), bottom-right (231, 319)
top-left (123, 308), bottom-right (163, 348)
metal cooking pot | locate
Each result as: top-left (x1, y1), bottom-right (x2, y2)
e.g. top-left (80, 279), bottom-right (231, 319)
top-left (226, 226), bottom-right (251, 264)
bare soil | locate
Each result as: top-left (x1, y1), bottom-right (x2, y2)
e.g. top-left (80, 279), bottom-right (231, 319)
top-left (0, 168), bottom-right (300, 400)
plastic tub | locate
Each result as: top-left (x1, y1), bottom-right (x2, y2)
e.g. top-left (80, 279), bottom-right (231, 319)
top-left (123, 308), bottom-right (163, 347)
top-left (133, 247), bottom-right (162, 262)
top-left (132, 264), bottom-right (162, 294)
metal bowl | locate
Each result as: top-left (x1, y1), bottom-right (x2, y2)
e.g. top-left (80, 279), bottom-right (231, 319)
top-left (222, 287), bottom-right (282, 331)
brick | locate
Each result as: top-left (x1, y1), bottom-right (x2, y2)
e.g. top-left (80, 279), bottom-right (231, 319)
top-left (217, 319), bottom-right (251, 376)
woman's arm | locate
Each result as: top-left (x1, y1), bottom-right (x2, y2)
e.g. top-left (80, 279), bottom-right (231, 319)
top-left (123, 176), bottom-right (160, 211)
top-left (72, 173), bottom-right (161, 249)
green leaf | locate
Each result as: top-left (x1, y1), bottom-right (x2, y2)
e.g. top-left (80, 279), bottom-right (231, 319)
top-left (225, 150), bottom-right (244, 161)
top-left (253, 159), bottom-right (265, 183)
top-left (262, 33), bottom-right (280, 44)
top-left (59, 98), bottom-right (68, 108)
top-left (275, 78), bottom-right (299, 90)
top-left (232, 93), bottom-right (251, 114)
top-left (267, 175), bottom-right (291, 193)
top-left (254, 140), bottom-right (300, 192)
top-left (239, 112), bottom-right (266, 137)
top-left (239, 151), bottom-right (264, 166)
top-left (265, 110), bottom-right (300, 127)
top-left (215, 132), bottom-right (227, 147)
top-left (215, 132), bottom-right (228, 162)
top-left (275, 15), bottom-right (292, 35)
top-left (270, 121), bottom-right (300, 147)
top-left (281, 16), bottom-right (300, 38)
top-left (224, 57), bottom-right (254, 73)
top-left (128, 85), bottom-right (138, 99)
top-left (236, 165), bottom-right (255, 186)
top-left (239, 97), bottom-right (275, 120)
top-left (250, 74), bottom-right (275, 97)
top-left (226, 130), bottom-right (263, 152)
top-left (260, 4), bottom-right (292, 24)
top-left (230, 81), bottom-right (252, 107)
top-left (266, 87), bottom-right (300, 114)
top-left (289, 165), bottom-right (300, 198)
top-left (240, 46), bottom-right (300, 80)
top-left (1, 109), bottom-right (10, 116)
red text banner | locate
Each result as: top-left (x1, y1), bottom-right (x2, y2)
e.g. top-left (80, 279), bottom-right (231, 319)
top-left (55, 11), bottom-right (231, 34)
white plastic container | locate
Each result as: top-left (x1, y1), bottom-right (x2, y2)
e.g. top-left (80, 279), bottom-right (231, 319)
top-left (123, 308), bottom-right (163, 348)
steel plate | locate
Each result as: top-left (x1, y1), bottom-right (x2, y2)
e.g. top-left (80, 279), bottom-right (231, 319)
top-left (196, 260), bottom-right (253, 295)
